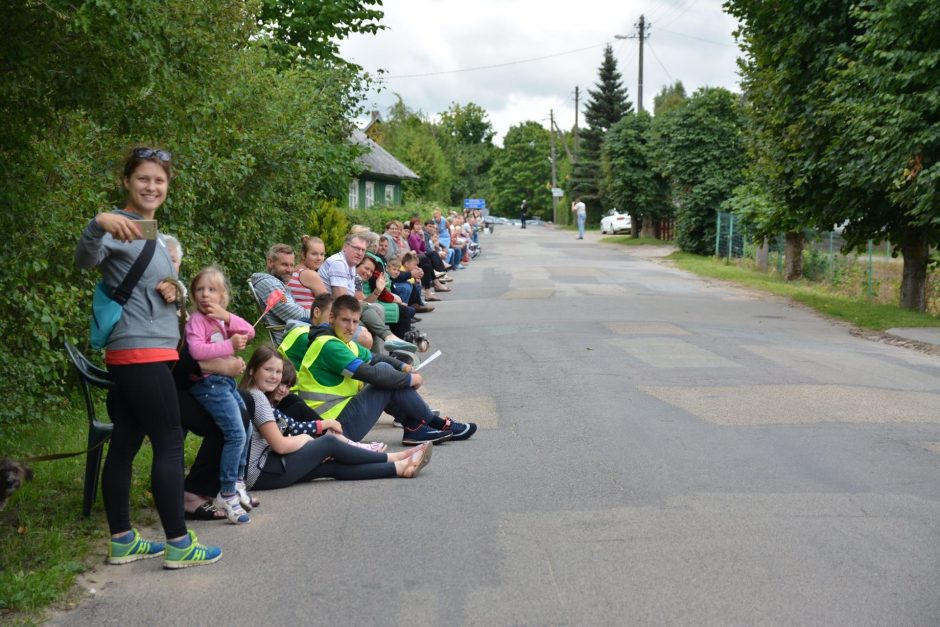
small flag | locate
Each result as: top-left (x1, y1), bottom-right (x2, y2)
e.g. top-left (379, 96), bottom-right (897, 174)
top-left (252, 289), bottom-right (286, 327)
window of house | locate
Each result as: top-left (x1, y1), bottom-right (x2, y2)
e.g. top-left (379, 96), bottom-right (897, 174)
top-left (365, 181), bottom-right (375, 208)
top-left (348, 179), bottom-right (359, 209)
top-left (385, 184), bottom-right (396, 204)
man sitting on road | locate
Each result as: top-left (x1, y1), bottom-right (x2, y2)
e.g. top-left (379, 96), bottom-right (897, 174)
top-left (278, 295), bottom-right (476, 446)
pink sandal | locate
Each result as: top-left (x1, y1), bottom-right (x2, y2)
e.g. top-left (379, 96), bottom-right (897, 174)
top-left (348, 440), bottom-right (388, 453)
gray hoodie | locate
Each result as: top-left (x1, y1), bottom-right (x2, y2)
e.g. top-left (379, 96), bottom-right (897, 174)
top-left (75, 210), bottom-right (179, 351)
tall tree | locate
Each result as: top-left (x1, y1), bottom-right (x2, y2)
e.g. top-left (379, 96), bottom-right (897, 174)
top-left (827, 1), bottom-right (940, 310)
top-left (727, 0), bottom-right (940, 308)
top-left (436, 102), bottom-right (496, 206)
top-left (603, 112), bottom-right (671, 238)
top-left (490, 121), bottom-right (553, 218)
top-left (653, 81), bottom-right (687, 116)
top-left (375, 98), bottom-right (452, 203)
top-left (257, 0), bottom-right (386, 65)
top-left (570, 45), bottom-right (632, 225)
top-left (652, 87), bottom-right (746, 254)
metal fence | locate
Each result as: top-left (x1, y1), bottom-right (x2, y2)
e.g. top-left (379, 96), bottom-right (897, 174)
top-left (714, 212), bottom-right (914, 306)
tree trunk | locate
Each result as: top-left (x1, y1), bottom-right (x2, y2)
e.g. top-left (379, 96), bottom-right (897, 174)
top-left (756, 237), bottom-right (769, 272)
top-left (640, 215), bottom-right (656, 239)
top-left (899, 226), bottom-right (929, 311)
top-left (783, 231), bottom-right (804, 281)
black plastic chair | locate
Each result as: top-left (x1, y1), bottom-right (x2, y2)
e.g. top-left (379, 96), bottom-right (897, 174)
top-left (64, 341), bottom-right (114, 517)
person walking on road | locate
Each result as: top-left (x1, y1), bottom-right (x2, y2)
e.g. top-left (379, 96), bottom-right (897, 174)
top-left (572, 197), bottom-right (586, 239)
top-left (520, 199), bottom-right (529, 229)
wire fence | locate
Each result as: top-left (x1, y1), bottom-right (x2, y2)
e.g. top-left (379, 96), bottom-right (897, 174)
top-left (714, 212), bottom-right (940, 312)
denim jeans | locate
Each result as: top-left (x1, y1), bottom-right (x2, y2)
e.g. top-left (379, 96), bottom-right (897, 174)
top-left (577, 212), bottom-right (586, 238)
top-left (390, 281), bottom-right (415, 303)
top-left (336, 364), bottom-right (432, 441)
top-left (190, 375), bottom-right (248, 494)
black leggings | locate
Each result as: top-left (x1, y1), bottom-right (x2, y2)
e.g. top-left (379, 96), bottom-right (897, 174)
top-left (417, 255), bottom-right (434, 289)
top-left (388, 304), bottom-right (414, 338)
top-left (104, 362), bottom-right (186, 538)
top-left (251, 434), bottom-right (396, 490)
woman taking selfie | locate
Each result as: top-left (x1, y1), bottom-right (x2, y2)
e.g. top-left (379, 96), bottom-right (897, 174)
top-left (75, 146), bottom-right (221, 569)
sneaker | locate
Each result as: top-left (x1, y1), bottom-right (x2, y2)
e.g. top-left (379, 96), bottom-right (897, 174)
top-left (108, 529), bottom-right (165, 565)
top-left (402, 424), bottom-right (453, 445)
top-left (385, 338), bottom-right (418, 353)
top-left (441, 416), bottom-right (477, 441)
top-left (214, 492), bottom-right (250, 524)
top-left (392, 419), bottom-right (403, 428)
top-left (164, 530), bottom-right (222, 569)
top-left (235, 480), bottom-right (258, 511)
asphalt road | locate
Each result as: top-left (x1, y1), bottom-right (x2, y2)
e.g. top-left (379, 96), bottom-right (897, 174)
top-left (56, 225), bottom-right (940, 626)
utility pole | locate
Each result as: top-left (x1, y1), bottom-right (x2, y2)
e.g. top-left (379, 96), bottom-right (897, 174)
top-left (550, 109), bottom-right (558, 224)
top-left (573, 86), bottom-right (580, 161)
top-left (615, 14), bottom-right (648, 113)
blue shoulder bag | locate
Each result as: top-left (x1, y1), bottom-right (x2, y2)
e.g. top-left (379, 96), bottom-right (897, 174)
top-left (90, 239), bottom-right (156, 349)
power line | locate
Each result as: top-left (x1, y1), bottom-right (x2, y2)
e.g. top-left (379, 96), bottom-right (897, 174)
top-left (645, 42), bottom-right (675, 84)
top-left (655, 27), bottom-right (738, 48)
top-left (383, 41), bottom-right (611, 79)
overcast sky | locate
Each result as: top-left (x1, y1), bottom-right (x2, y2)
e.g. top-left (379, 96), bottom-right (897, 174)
top-left (339, 0), bottom-right (743, 144)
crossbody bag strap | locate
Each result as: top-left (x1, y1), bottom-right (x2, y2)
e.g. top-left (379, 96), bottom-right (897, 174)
top-left (110, 238), bottom-right (156, 305)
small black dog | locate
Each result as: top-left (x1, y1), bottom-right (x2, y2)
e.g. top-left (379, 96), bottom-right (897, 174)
top-left (0, 458), bottom-right (33, 511)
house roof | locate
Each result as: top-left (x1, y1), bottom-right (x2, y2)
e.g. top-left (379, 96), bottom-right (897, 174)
top-left (351, 128), bottom-right (419, 181)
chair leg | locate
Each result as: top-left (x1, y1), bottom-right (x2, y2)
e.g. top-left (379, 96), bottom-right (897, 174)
top-left (82, 426), bottom-right (111, 518)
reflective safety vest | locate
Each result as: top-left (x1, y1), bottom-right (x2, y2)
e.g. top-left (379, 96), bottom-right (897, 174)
top-left (277, 324), bottom-right (311, 370)
top-left (294, 334), bottom-right (363, 419)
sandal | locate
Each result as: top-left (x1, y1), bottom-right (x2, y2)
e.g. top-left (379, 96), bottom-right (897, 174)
top-left (184, 501), bottom-right (225, 521)
top-left (403, 442), bottom-right (432, 478)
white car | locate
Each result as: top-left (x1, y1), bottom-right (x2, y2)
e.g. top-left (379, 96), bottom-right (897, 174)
top-left (600, 209), bottom-right (632, 234)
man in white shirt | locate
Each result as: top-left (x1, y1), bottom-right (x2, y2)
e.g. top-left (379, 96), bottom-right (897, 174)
top-left (572, 197), bottom-right (587, 240)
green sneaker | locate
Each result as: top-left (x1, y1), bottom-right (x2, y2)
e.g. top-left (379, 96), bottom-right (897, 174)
top-left (163, 530), bottom-right (222, 569)
top-left (107, 529), bottom-right (165, 565)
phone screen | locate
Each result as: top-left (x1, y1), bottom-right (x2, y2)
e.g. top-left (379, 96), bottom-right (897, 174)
top-left (137, 219), bottom-right (158, 240)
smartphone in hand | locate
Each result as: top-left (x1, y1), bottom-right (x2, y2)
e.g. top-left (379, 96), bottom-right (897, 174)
top-left (136, 219), bottom-right (158, 240)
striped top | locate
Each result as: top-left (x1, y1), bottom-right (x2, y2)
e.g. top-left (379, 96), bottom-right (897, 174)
top-left (287, 268), bottom-right (315, 311)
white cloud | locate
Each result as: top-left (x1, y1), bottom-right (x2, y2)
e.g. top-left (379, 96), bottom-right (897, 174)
top-left (341, 0), bottom-right (742, 144)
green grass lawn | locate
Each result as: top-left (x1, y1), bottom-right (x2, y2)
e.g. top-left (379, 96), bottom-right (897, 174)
top-left (667, 251), bottom-right (940, 331)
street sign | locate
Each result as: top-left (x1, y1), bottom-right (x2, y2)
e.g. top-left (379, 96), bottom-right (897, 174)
top-left (551, 188), bottom-right (564, 197)
top-left (463, 198), bottom-right (486, 209)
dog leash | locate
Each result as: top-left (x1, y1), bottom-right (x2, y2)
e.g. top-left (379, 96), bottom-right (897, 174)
top-left (17, 439), bottom-right (108, 464)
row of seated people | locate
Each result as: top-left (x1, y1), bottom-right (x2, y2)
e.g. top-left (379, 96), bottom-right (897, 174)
top-left (249, 216), bottom-right (479, 356)
top-left (163, 235), bottom-right (478, 529)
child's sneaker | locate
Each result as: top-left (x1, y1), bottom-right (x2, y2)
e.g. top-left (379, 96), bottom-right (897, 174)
top-left (107, 529), bottom-right (165, 565)
top-left (214, 492), bottom-right (250, 524)
top-left (235, 480), bottom-right (258, 511)
top-left (163, 530), bottom-right (222, 569)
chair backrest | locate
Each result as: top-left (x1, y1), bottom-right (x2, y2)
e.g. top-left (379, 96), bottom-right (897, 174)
top-left (64, 341), bottom-right (113, 427)
top-left (247, 277), bottom-right (286, 345)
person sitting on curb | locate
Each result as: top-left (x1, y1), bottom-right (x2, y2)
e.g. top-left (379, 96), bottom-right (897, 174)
top-left (318, 233), bottom-right (414, 353)
top-left (277, 295), bottom-right (476, 446)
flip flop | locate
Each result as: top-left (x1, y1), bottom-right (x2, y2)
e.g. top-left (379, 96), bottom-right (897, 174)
top-left (184, 501), bottom-right (225, 521)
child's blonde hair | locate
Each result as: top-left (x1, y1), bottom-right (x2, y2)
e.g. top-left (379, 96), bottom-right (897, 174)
top-left (189, 266), bottom-right (231, 309)
top-left (386, 254), bottom-right (403, 270)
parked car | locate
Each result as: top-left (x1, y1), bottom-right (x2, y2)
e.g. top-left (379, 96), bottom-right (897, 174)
top-left (600, 209), bottom-right (632, 234)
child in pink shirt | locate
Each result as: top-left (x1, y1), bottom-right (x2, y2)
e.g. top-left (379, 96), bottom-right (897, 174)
top-left (186, 266), bottom-right (256, 524)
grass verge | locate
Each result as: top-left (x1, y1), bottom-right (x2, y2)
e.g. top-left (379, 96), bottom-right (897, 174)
top-left (600, 235), bottom-right (667, 246)
top-left (667, 251), bottom-right (940, 331)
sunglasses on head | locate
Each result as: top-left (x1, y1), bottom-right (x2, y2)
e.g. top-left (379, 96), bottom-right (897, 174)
top-left (134, 147), bottom-right (172, 162)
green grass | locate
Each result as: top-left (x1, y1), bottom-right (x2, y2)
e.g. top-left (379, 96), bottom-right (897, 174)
top-left (600, 235), bottom-right (668, 246)
top-left (667, 251), bottom-right (940, 331)
top-left (0, 396), bottom-right (202, 622)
